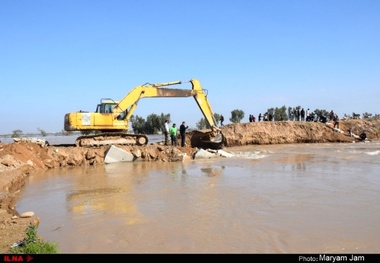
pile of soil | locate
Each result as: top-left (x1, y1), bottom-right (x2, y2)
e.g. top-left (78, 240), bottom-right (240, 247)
top-left (0, 119), bottom-right (379, 253)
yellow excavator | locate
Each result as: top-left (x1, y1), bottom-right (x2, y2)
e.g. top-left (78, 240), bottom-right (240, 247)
top-left (64, 79), bottom-right (223, 148)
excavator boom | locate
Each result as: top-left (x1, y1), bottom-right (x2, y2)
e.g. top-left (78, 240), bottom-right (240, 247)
top-left (112, 79), bottom-right (218, 128)
top-left (64, 79), bottom-right (222, 148)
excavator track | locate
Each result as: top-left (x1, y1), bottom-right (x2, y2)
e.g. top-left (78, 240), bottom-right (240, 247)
top-left (75, 132), bottom-right (148, 147)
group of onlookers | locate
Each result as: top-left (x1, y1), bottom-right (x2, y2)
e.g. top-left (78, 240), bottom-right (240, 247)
top-left (164, 120), bottom-right (189, 147)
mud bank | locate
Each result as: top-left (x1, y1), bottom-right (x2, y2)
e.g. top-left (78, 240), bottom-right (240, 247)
top-left (0, 119), bottom-right (379, 252)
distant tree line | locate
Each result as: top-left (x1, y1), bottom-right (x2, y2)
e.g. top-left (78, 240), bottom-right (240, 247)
top-left (7, 129), bottom-right (74, 138)
top-left (6, 109), bottom-right (379, 137)
top-left (125, 108), bottom-right (379, 135)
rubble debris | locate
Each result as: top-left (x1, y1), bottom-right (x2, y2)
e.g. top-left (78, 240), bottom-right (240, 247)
top-left (13, 138), bottom-right (49, 147)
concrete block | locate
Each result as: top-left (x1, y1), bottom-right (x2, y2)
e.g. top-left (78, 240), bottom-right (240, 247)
top-left (104, 145), bottom-right (135, 164)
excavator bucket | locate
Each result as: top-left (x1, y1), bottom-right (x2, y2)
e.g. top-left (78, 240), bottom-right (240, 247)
top-left (190, 130), bottom-right (224, 149)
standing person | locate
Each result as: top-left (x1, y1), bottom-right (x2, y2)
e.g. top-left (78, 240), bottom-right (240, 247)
top-left (258, 113), bottom-right (262, 122)
top-left (301, 108), bottom-right (305, 121)
top-left (306, 109), bottom-right (311, 122)
top-left (179, 121), bottom-right (189, 147)
top-left (220, 115), bottom-right (224, 126)
top-left (288, 107), bottom-right (293, 121)
top-left (292, 108), bottom-right (297, 121)
top-left (164, 120), bottom-right (169, 146)
top-left (169, 123), bottom-right (178, 146)
top-left (329, 110), bottom-right (335, 122)
top-left (333, 113), bottom-right (340, 129)
top-left (296, 108), bottom-right (300, 121)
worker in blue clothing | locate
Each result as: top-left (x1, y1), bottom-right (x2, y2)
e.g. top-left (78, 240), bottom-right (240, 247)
top-left (179, 121), bottom-right (189, 147)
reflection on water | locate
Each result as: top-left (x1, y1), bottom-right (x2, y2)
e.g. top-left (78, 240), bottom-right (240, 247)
top-left (276, 153), bottom-right (313, 171)
top-left (16, 142), bottom-right (380, 253)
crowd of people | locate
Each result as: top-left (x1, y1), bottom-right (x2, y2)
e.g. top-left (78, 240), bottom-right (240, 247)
top-left (236, 108), bottom-right (367, 142)
top-left (247, 108), bottom-right (337, 124)
top-left (163, 108), bottom-right (368, 146)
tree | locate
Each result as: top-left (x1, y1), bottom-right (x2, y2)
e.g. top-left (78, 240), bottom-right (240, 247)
top-left (230, 109), bottom-right (244, 123)
top-left (12, 129), bottom-right (23, 138)
top-left (313, 109), bottom-right (329, 119)
top-left (38, 128), bottom-right (47, 137)
top-left (145, 114), bottom-right (162, 134)
top-left (130, 115), bottom-right (145, 134)
top-left (196, 113), bottom-right (222, 129)
top-left (273, 106), bottom-right (288, 121)
top-left (130, 113), bottom-right (171, 134)
top-left (266, 107), bottom-right (275, 121)
top-left (196, 118), bottom-right (208, 129)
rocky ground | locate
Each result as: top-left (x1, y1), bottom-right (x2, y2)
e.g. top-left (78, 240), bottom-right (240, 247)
top-left (0, 119), bottom-right (379, 253)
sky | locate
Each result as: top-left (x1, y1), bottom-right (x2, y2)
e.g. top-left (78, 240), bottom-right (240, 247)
top-left (1, 0), bottom-right (379, 135)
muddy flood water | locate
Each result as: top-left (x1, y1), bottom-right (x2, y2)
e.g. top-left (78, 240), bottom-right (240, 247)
top-left (16, 140), bottom-right (380, 253)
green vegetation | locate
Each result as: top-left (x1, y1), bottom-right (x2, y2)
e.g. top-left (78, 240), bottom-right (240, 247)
top-left (58, 129), bottom-right (74, 136)
top-left (196, 118), bottom-right (208, 129)
top-left (8, 224), bottom-right (59, 254)
top-left (2, 109), bottom-right (379, 138)
top-left (11, 130), bottom-right (23, 138)
top-left (37, 128), bottom-right (47, 137)
top-left (131, 113), bottom-right (171, 134)
top-left (59, 108), bottom-right (380, 135)
top-left (229, 109), bottom-right (245, 123)
top-left (196, 113), bottom-right (222, 129)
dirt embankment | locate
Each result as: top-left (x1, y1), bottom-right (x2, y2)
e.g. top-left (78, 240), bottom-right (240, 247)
top-left (221, 119), bottom-right (379, 145)
top-left (0, 119), bottom-right (379, 253)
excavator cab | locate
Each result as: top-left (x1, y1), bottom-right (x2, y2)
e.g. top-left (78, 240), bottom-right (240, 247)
top-left (96, 99), bottom-right (117, 113)
top-left (96, 99), bottom-right (127, 120)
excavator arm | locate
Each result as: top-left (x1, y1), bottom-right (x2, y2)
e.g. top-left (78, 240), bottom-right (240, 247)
top-left (64, 79), bottom-right (222, 148)
top-left (111, 79), bottom-right (218, 129)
